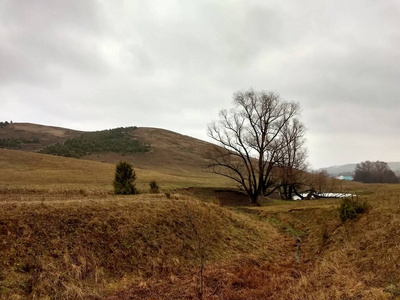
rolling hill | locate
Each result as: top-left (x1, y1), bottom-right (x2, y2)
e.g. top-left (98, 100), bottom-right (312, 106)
top-left (0, 122), bottom-right (82, 151)
top-left (0, 122), bottom-right (216, 176)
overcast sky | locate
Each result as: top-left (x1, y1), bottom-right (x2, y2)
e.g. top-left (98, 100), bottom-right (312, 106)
top-left (1, 0), bottom-right (399, 169)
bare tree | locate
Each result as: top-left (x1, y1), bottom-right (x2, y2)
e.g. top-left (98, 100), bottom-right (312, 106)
top-left (206, 89), bottom-right (304, 205)
top-left (307, 170), bottom-right (339, 196)
top-left (276, 119), bottom-right (308, 200)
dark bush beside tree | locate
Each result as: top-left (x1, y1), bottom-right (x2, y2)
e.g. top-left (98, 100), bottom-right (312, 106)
top-left (149, 180), bottom-right (160, 193)
top-left (113, 161), bottom-right (138, 195)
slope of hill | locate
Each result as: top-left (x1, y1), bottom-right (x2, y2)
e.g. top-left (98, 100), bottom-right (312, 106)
top-left (84, 127), bottom-right (215, 174)
top-left (1, 122), bottom-right (217, 176)
top-left (0, 122), bottom-right (82, 151)
top-left (0, 148), bottom-right (232, 193)
top-left (38, 126), bottom-right (149, 158)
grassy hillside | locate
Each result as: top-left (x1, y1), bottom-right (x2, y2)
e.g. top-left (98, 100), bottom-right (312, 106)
top-left (0, 122), bottom-right (82, 151)
top-left (83, 127), bottom-right (216, 175)
top-left (1, 123), bottom-right (220, 176)
top-left (0, 149), bottom-right (232, 193)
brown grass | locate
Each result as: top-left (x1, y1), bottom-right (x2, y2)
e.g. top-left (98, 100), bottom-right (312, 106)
top-left (0, 149), bottom-right (232, 194)
top-left (1, 148), bottom-right (400, 299)
top-left (76, 127), bottom-right (223, 179)
top-left (0, 194), bottom-right (287, 299)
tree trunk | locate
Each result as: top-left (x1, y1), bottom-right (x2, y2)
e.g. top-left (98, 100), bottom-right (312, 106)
top-left (250, 193), bottom-right (262, 206)
top-left (288, 185), bottom-right (293, 200)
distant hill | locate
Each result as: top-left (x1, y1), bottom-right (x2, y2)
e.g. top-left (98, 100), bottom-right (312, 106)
top-left (83, 127), bottom-right (215, 175)
top-left (0, 122), bottom-right (216, 175)
top-left (320, 162), bottom-right (400, 176)
top-left (0, 122), bottom-right (82, 151)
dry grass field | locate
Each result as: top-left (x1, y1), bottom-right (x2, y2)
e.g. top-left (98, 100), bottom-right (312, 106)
top-left (0, 149), bottom-right (232, 194)
top-left (1, 147), bottom-right (400, 299)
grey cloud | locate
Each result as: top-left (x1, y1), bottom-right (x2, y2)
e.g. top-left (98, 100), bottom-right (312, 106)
top-left (0, 0), bottom-right (110, 86)
top-left (1, 0), bottom-right (399, 168)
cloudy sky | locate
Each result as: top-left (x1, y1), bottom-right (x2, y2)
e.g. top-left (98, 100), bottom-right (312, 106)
top-left (1, 0), bottom-right (399, 169)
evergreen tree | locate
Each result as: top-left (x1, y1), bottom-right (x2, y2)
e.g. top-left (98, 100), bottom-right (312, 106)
top-left (113, 161), bottom-right (138, 194)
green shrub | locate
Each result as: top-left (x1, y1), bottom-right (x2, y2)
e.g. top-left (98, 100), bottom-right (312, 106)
top-left (113, 161), bottom-right (138, 195)
top-left (338, 197), bottom-right (369, 222)
top-left (149, 180), bottom-right (160, 193)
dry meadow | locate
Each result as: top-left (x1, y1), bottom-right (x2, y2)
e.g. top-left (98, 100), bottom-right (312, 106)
top-left (1, 149), bottom-right (400, 299)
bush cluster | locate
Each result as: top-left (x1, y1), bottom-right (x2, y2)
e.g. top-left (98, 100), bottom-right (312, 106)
top-left (149, 180), bottom-right (160, 193)
top-left (338, 197), bottom-right (369, 222)
top-left (39, 127), bottom-right (149, 158)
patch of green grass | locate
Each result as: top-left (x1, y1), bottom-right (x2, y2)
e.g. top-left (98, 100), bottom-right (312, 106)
top-left (263, 216), bottom-right (306, 237)
top-left (338, 197), bottom-right (369, 222)
top-left (231, 207), bottom-right (306, 237)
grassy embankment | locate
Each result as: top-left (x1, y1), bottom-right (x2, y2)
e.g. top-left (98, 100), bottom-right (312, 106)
top-left (0, 195), bottom-right (288, 299)
top-left (1, 149), bottom-right (400, 299)
top-left (0, 150), bottom-right (284, 299)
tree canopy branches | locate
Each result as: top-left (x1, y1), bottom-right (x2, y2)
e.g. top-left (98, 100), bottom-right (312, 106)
top-left (354, 161), bottom-right (399, 183)
top-left (206, 89), bottom-right (307, 205)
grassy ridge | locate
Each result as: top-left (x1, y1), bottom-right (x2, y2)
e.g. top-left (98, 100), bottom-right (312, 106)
top-left (0, 196), bottom-right (285, 299)
top-left (38, 127), bottom-right (149, 158)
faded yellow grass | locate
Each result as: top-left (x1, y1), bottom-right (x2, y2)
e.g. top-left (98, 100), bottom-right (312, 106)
top-left (0, 149), bottom-right (233, 193)
top-left (242, 185), bottom-right (400, 299)
top-left (106, 187), bottom-right (400, 299)
top-left (0, 194), bottom-right (286, 299)
top-left (2, 148), bottom-right (400, 299)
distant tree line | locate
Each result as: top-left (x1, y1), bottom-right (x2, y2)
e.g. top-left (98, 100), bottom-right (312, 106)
top-left (0, 121), bottom-right (11, 128)
top-left (0, 138), bottom-right (40, 149)
top-left (354, 160), bottom-right (399, 183)
top-left (38, 127), bottom-right (150, 158)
